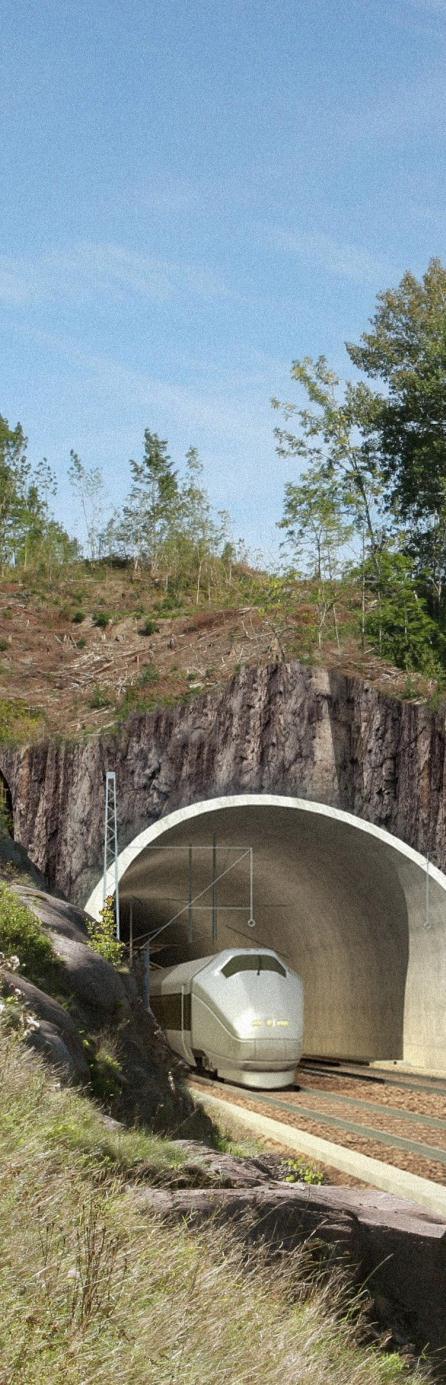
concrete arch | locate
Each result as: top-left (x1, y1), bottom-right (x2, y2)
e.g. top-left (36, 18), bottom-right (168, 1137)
top-left (85, 795), bottom-right (446, 1073)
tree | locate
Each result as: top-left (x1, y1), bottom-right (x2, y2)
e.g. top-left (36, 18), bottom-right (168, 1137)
top-left (0, 416), bottom-right (30, 568)
top-left (68, 451), bottom-right (105, 560)
top-left (272, 356), bottom-right (386, 560)
top-left (346, 259), bottom-right (446, 616)
top-left (279, 465), bottom-right (354, 649)
top-left (279, 464), bottom-right (354, 579)
top-left (118, 431), bottom-right (180, 575)
top-left (179, 448), bottom-right (224, 601)
top-left (362, 551), bottom-right (444, 673)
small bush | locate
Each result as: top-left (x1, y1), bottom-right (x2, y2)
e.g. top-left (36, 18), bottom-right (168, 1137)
top-left (88, 685), bottom-right (112, 710)
top-left (139, 664), bottom-right (159, 686)
top-left (0, 883), bottom-right (61, 990)
top-left (76, 637), bottom-right (87, 649)
top-left (0, 638), bottom-right (8, 652)
top-left (280, 1156), bottom-right (325, 1185)
top-left (71, 610), bottom-right (85, 624)
top-left (93, 611), bottom-right (111, 628)
top-left (86, 896), bottom-right (125, 967)
top-left (138, 618), bottom-right (159, 636)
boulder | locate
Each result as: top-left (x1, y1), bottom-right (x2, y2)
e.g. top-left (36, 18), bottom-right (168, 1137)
top-left (134, 1182), bottom-right (446, 1360)
top-left (2, 969), bottom-right (90, 1081)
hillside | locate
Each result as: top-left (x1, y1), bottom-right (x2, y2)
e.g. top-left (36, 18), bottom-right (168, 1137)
top-left (1, 1022), bottom-right (431, 1385)
top-left (0, 561), bottom-right (435, 743)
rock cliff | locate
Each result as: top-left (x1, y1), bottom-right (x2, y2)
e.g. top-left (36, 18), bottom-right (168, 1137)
top-left (1, 661), bottom-right (445, 904)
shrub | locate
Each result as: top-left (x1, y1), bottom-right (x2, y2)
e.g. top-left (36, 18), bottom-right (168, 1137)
top-left (71, 610), bottom-right (85, 624)
top-left (93, 611), bottom-right (111, 628)
top-left (138, 618), bottom-right (159, 636)
top-left (139, 664), bottom-right (159, 686)
top-left (0, 883), bottom-right (61, 989)
top-left (280, 1156), bottom-right (325, 1185)
top-left (88, 685), bottom-right (112, 710)
top-left (0, 638), bottom-right (8, 652)
top-left (86, 896), bottom-right (125, 967)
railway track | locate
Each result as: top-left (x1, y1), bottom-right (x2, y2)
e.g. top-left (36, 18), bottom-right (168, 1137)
top-left (302, 1057), bottom-right (446, 1098)
top-left (190, 1061), bottom-right (446, 1186)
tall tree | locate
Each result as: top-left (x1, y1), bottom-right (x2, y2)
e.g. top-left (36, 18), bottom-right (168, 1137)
top-left (0, 416), bottom-right (30, 567)
top-left (272, 356), bottom-right (386, 559)
top-left (346, 258), bottom-right (446, 615)
top-left (119, 431), bottom-right (180, 574)
top-left (68, 451), bottom-right (105, 560)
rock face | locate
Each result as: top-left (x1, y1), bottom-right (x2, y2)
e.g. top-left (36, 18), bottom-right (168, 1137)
top-left (1, 662), bottom-right (445, 904)
top-left (5, 882), bottom-right (215, 1140)
top-left (136, 1182), bottom-right (446, 1359)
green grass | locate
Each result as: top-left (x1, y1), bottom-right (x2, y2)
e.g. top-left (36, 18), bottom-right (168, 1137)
top-left (0, 696), bottom-right (44, 744)
top-left (0, 1029), bottom-right (430, 1385)
top-left (0, 882), bottom-right (62, 990)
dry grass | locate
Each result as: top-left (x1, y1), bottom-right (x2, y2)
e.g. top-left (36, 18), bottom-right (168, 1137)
top-left (0, 1029), bottom-right (430, 1385)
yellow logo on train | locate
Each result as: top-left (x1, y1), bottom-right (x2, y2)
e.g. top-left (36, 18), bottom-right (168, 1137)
top-left (251, 1018), bottom-right (289, 1028)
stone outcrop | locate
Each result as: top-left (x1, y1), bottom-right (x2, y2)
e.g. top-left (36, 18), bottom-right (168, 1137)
top-left (136, 1181), bottom-right (446, 1360)
top-left (1, 662), bottom-right (445, 904)
top-left (5, 881), bottom-right (215, 1140)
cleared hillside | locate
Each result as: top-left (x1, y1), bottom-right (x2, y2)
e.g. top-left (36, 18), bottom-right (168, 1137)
top-left (0, 561), bottom-right (434, 742)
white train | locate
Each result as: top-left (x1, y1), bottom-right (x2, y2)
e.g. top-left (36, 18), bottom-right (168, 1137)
top-left (150, 947), bottom-right (304, 1089)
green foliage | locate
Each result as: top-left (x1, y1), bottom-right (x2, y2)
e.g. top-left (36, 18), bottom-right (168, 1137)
top-left (88, 685), bottom-right (112, 710)
top-left (0, 697), bottom-right (44, 744)
top-left (71, 609), bottom-right (85, 623)
top-left (363, 552), bottom-right (445, 672)
top-left (0, 417), bottom-right (77, 575)
top-left (280, 1156), bottom-right (325, 1185)
top-left (275, 259), bottom-right (446, 672)
top-left (93, 610), bottom-right (111, 628)
top-left (138, 617), bottom-right (159, 635)
top-left (86, 896), bottom-right (125, 967)
top-left (86, 1041), bottom-right (124, 1107)
top-left (139, 663), bottom-right (159, 686)
top-left (0, 883), bottom-right (61, 989)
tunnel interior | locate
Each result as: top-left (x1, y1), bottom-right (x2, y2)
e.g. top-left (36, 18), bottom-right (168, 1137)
top-left (116, 802), bottom-right (417, 1062)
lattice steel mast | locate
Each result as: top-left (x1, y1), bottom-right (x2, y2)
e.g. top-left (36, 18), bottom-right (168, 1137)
top-left (103, 770), bottom-right (120, 941)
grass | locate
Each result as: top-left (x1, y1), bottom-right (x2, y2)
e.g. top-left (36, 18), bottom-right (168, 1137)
top-left (0, 1027), bottom-right (430, 1385)
top-left (0, 696), bottom-right (44, 744)
top-left (0, 881), bottom-right (62, 990)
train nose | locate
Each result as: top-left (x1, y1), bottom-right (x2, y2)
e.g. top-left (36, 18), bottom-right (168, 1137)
top-left (254, 1036), bottom-right (302, 1063)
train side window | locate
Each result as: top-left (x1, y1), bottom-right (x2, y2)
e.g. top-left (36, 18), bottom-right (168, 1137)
top-left (221, 955), bottom-right (286, 979)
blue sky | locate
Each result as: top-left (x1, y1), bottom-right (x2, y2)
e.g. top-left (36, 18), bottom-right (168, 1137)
top-left (1, 0), bottom-right (446, 558)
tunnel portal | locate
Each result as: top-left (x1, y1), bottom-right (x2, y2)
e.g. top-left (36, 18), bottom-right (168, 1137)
top-left (85, 796), bottom-right (446, 1073)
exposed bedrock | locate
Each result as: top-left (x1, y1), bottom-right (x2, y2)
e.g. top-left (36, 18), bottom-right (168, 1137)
top-left (137, 1183), bottom-right (446, 1364)
top-left (2, 662), bottom-right (445, 904)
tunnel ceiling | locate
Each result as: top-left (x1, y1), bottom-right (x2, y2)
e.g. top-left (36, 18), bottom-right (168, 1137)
top-left (115, 800), bottom-right (446, 1063)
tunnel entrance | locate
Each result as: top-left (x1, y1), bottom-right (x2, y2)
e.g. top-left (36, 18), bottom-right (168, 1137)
top-left (85, 795), bottom-right (446, 1072)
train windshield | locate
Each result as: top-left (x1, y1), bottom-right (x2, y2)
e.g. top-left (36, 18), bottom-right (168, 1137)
top-left (221, 954), bottom-right (286, 978)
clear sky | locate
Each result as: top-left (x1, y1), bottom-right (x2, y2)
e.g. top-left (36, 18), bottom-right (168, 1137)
top-left (1, 0), bottom-right (446, 558)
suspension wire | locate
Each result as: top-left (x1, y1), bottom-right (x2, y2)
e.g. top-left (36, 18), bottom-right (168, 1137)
top-left (137, 848), bottom-right (254, 947)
